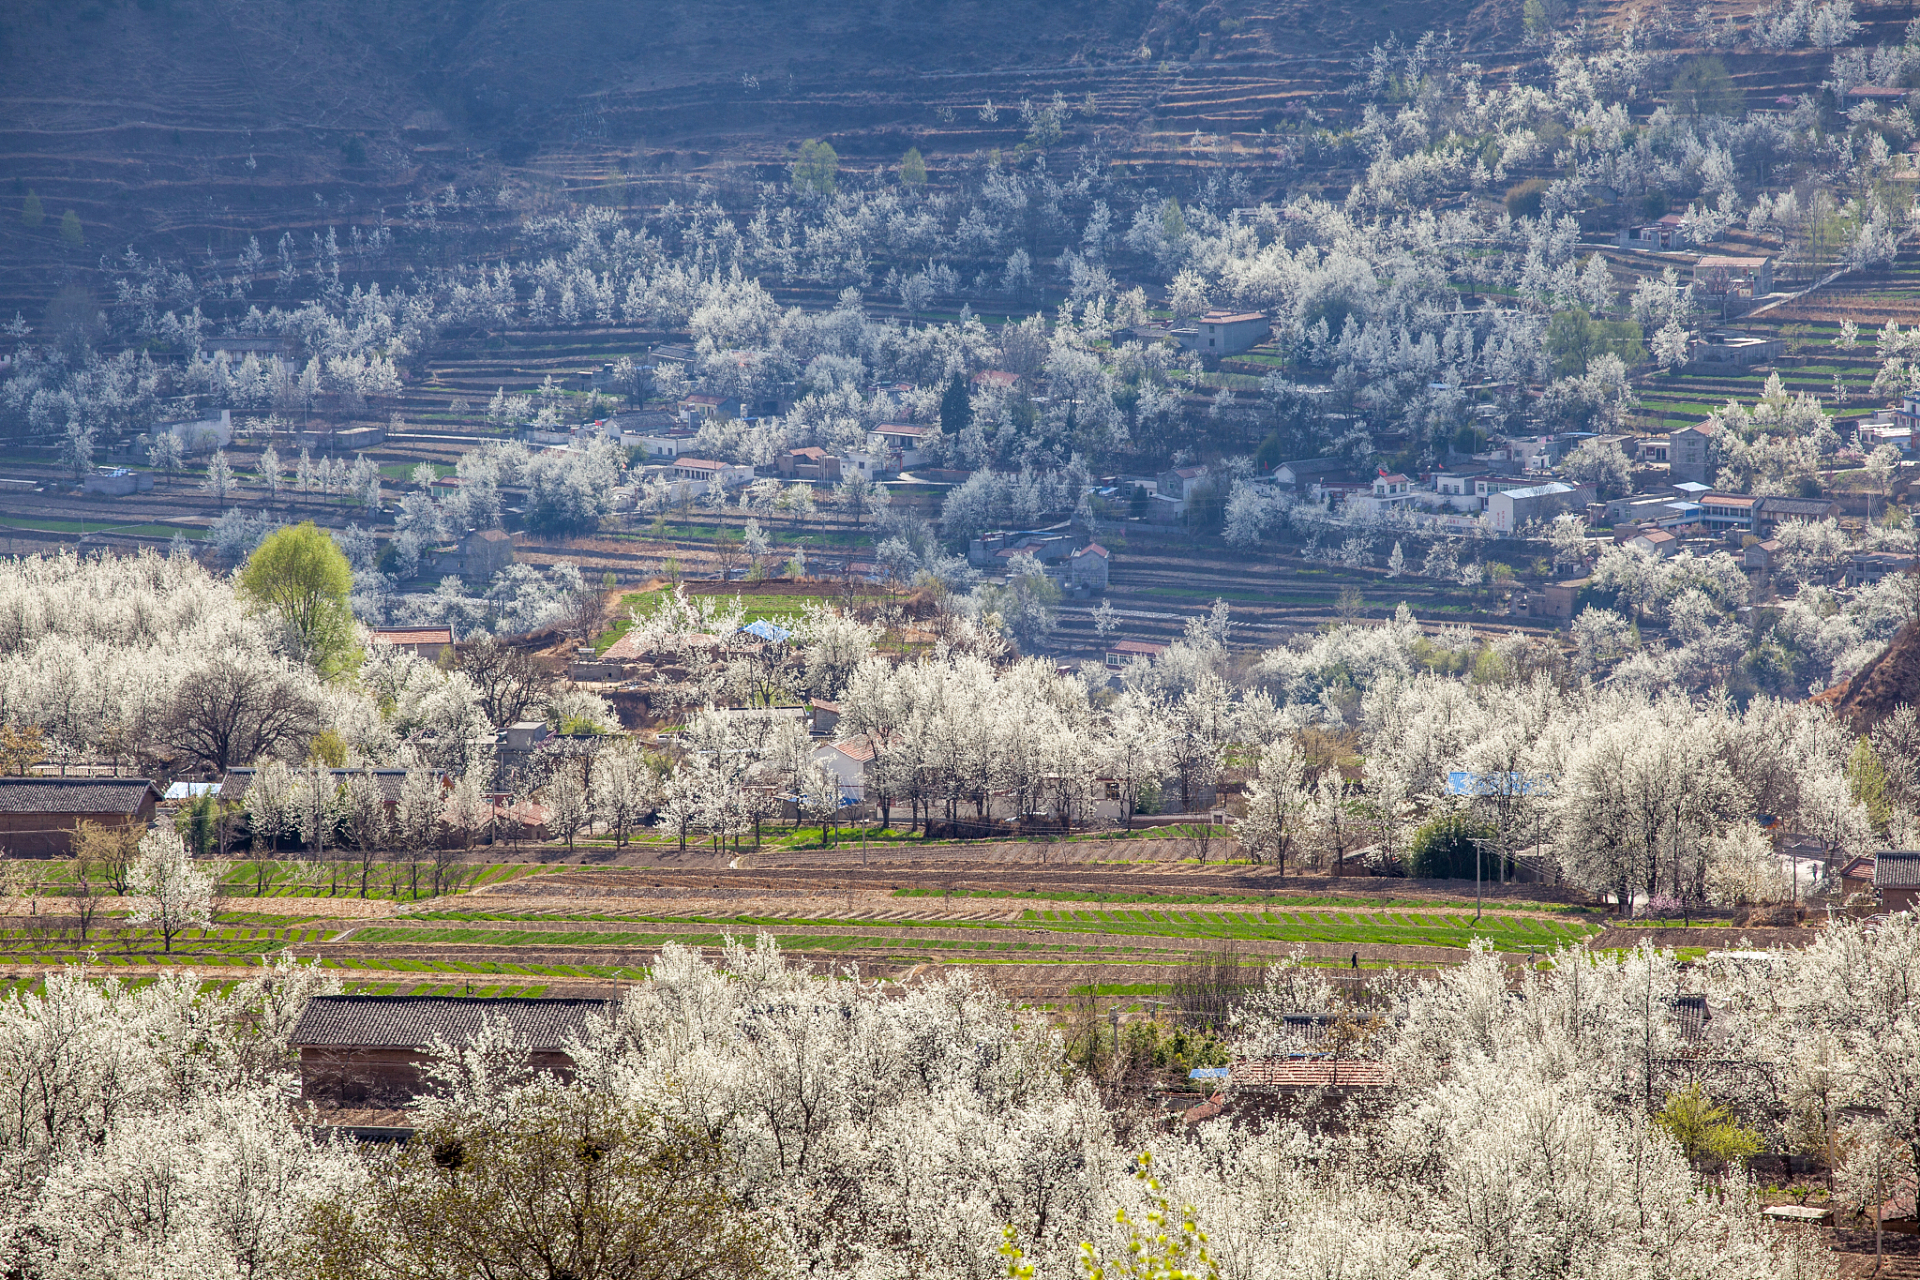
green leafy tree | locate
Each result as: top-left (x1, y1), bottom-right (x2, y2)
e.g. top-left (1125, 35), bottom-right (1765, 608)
top-left (19, 191), bottom-right (41, 228)
top-left (1253, 431), bottom-right (1284, 472)
top-left (1407, 812), bottom-right (1497, 880)
top-left (1545, 308), bottom-right (1645, 378)
top-left (1670, 57), bottom-right (1744, 117)
top-left (1504, 177), bottom-right (1551, 220)
top-left (58, 210), bottom-right (82, 248)
top-left (238, 522), bottom-right (356, 675)
top-left (1003, 1152), bottom-right (1215, 1280)
top-left (790, 140), bottom-right (838, 196)
top-left (1522, 0), bottom-right (1567, 34)
top-left (1655, 1084), bottom-right (1763, 1168)
top-left (1160, 197), bottom-right (1187, 245)
top-left (1849, 736), bottom-right (1894, 838)
top-left (299, 1083), bottom-right (769, 1280)
top-left (899, 146), bottom-right (927, 188)
top-left (940, 372), bottom-right (972, 435)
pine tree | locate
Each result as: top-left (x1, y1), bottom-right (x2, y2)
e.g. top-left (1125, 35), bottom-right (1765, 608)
top-left (58, 210), bottom-right (82, 248)
top-left (19, 191), bottom-right (41, 228)
top-left (939, 373), bottom-right (971, 435)
top-left (899, 147), bottom-right (927, 188)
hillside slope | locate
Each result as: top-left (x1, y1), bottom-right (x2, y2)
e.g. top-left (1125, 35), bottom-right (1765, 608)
top-left (0, 0), bottom-right (1505, 317)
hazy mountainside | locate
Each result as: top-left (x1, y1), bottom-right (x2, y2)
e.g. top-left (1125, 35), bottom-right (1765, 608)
top-left (0, 0), bottom-right (1504, 318)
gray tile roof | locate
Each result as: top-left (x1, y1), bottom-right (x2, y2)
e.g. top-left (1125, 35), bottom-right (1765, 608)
top-left (290, 995), bottom-right (617, 1051)
top-left (1875, 852), bottom-right (1920, 889)
top-left (1755, 496), bottom-right (1840, 517)
top-left (0, 778), bottom-right (159, 815)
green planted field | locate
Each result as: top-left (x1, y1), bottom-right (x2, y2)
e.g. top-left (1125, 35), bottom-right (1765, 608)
top-left (209, 860), bottom-right (566, 900)
top-left (1018, 907), bottom-right (1597, 950)
top-left (595, 589), bottom-right (837, 653)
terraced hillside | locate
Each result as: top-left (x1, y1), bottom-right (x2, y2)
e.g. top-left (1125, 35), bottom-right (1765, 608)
top-left (1621, 242), bottom-right (1920, 451)
top-left (0, 0), bottom-right (1525, 319)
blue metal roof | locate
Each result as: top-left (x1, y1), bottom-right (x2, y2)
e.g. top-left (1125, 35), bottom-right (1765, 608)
top-left (739, 619), bottom-right (793, 643)
top-left (1445, 771), bottom-right (1551, 797)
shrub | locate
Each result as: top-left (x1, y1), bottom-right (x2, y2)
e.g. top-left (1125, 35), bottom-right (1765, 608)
top-left (1406, 812), bottom-right (1497, 880)
top-left (1504, 178), bottom-right (1550, 220)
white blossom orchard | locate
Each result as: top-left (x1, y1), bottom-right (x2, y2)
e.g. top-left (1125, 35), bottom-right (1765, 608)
top-left (4, 922), bottom-right (1909, 1278)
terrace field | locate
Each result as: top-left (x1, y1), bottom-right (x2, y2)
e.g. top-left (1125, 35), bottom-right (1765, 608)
top-left (0, 838), bottom-right (1658, 1008)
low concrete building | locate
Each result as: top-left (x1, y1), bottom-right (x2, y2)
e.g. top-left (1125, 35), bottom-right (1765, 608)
top-left (873, 423), bottom-right (937, 469)
top-left (0, 778), bottom-right (161, 857)
top-left (1752, 495), bottom-right (1842, 534)
top-left (1616, 213), bottom-right (1692, 252)
top-left (1846, 85), bottom-right (1910, 106)
top-left (1895, 393), bottom-right (1920, 439)
top-left (775, 448), bottom-right (842, 483)
top-left (81, 468), bottom-right (155, 497)
top-left (679, 394), bottom-right (739, 421)
top-left (1860, 421), bottom-right (1912, 456)
top-left (1845, 551), bottom-right (1917, 586)
top-left (1157, 466), bottom-right (1212, 503)
top-left (668, 458), bottom-right (753, 495)
top-left (1105, 639), bottom-right (1168, 669)
top-left (1272, 457), bottom-right (1356, 490)
top-left (1697, 492), bottom-right (1756, 532)
top-left (968, 530), bottom-right (1078, 569)
top-left (1068, 542), bottom-right (1110, 592)
top-left (1690, 330), bottom-right (1782, 367)
top-left (633, 428), bottom-right (699, 461)
top-left (1627, 528), bottom-right (1680, 557)
top-left (296, 425), bottom-right (386, 453)
top-left (1514, 578), bottom-right (1590, 623)
top-left (1693, 255), bottom-right (1774, 302)
top-left (811, 736), bottom-right (876, 802)
top-left (1347, 472), bottom-right (1417, 518)
top-left (370, 626), bottom-right (456, 662)
top-left (1428, 467), bottom-right (1493, 511)
top-left (1874, 851), bottom-right (1920, 913)
top-left (1486, 482), bottom-right (1589, 535)
top-left (496, 721), bottom-right (552, 780)
top-left (290, 995), bottom-right (616, 1107)
top-left (432, 529), bottom-right (514, 582)
top-left (156, 409), bottom-right (233, 454)
top-left (1172, 309), bottom-right (1269, 357)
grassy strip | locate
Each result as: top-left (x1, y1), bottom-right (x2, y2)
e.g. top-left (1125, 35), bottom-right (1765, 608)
top-left (894, 887), bottom-right (1595, 913)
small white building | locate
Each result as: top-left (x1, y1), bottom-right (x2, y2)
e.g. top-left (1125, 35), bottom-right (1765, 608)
top-left (873, 423), bottom-right (936, 470)
top-left (1067, 542), bottom-right (1110, 592)
top-left (811, 736), bottom-right (875, 802)
top-left (634, 429), bottom-right (700, 461)
top-left (157, 409), bottom-right (232, 454)
top-left (1427, 468), bottom-right (1493, 512)
top-left (1157, 466), bottom-right (1211, 503)
top-left (81, 467), bottom-right (155, 496)
top-left (1172, 309), bottom-right (1270, 357)
top-left (1346, 472), bottom-right (1416, 518)
top-left (668, 458), bottom-right (754, 496)
top-left (1486, 481), bottom-right (1588, 535)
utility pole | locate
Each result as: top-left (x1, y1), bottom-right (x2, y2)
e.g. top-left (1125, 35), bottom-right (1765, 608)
top-left (1469, 836), bottom-right (1497, 924)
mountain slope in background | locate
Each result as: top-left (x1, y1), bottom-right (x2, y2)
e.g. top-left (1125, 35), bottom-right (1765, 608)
top-left (0, 0), bottom-right (1510, 316)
